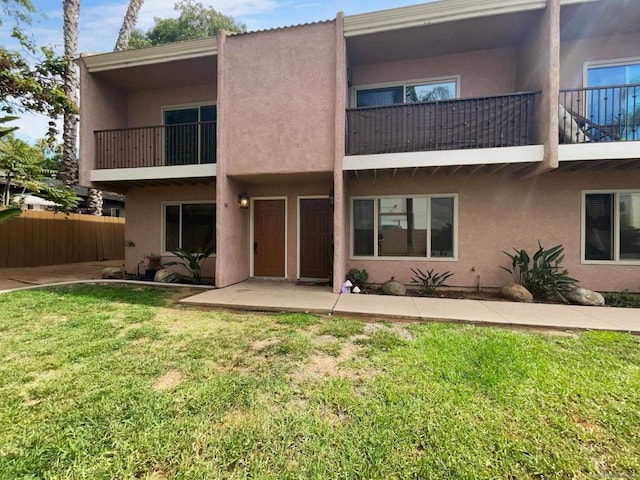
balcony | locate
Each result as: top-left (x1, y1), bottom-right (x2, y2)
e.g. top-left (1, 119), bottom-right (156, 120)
top-left (559, 84), bottom-right (640, 144)
top-left (345, 92), bottom-right (539, 157)
top-left (95, 121), bottom-right (216, 169)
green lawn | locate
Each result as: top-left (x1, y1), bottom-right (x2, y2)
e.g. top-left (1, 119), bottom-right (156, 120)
top-left (1, 285), bottom-right (639, 479)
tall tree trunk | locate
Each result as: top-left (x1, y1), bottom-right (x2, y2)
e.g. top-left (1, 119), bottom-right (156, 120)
top-left (61, 0), bottom-right (80, 191)
top-left (114, 0), bottom-right (144, 51)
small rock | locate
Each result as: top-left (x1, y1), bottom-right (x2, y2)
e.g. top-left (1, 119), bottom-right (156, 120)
top-left (154, 269), bottom-right (183, 283)
top-left (382, 279), bottom-right (406, 296)
top-left (101, 267), bottom-right (123, 279)
top-left (501, 282), bottom-right (533, 303)
top-left (567, 287), bottom-right (605, 306)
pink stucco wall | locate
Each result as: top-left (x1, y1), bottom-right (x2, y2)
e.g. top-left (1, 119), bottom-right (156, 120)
top-left (127, 83), bottom-right (217, 128)
top-left (346, 169), bottom-right (640, 293)
top-left (350, 47), bottom-right (517, 100)
top-left (560, 32), bottom-right (640, 89)
top-left (78, 59), bottom-right (128, 187)
top-left (124, 183), bottom-right (216, 280)
top-left (221, 22), bottom-right (338, 176)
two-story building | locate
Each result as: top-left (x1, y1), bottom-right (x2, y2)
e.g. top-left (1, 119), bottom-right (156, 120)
top-left (78, 0), bottom-right (640, 292)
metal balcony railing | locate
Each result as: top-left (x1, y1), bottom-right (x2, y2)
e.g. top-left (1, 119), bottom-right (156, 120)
top-left (559, 84), bottom-right (640, 144)
top-left (95, 121), bottom-right (216, 169)
top-left (346, 92), bottom-right (539, 156)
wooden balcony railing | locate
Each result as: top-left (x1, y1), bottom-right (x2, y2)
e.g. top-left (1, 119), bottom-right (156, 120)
top-left (95, 121), bottom-right (216, 170)
top-left (345, 92), bottom-right (539, 156)
top-left (559, 84), bottom-right (640, 144)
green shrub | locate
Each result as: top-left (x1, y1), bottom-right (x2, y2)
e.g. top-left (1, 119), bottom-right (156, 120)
top-left (603, 291), bottom-right (640, 308)
top-left (501, 241), bottom-right (578, 303)
top-left (346, 268), bottom-right (369, 289)
top-left (410, 268), bottom-right (454, 295)
top-left (164, 246), bottom-right (215, 284)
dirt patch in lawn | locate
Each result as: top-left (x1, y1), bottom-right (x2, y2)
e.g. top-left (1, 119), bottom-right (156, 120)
top-left (364, 323), bottom-right (415, 340)
top-left (0, 260), bottom-right (123, 290)
top-left (152, 369), bottom-right (183, 391)
top-left (292, 339), bottom-right (364, 384)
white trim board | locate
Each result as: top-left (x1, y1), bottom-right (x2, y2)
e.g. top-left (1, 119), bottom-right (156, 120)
top-left (559, 142), bottom-right (640, 162)
top-left (343, 145), bottom-right (544, 171)
top-left (91, 164), bottom-right (216, 182)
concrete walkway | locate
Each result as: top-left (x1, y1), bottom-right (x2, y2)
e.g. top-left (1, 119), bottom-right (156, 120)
top-left (181, 279), bottom-right (639, 334)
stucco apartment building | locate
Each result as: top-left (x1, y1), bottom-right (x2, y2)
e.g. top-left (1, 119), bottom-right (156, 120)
top-left (78, 0), bottom-right (640, 293)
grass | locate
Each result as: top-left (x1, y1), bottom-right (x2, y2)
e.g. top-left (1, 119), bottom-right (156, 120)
top-left (1, 285), bottom-right (639, 479)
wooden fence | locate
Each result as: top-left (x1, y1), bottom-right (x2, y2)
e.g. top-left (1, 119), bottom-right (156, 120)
top-left (0, 211), bottom-right (125, 268)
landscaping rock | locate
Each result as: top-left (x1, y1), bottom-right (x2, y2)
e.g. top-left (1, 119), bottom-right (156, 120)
top-left (154, 269), bottom-right (183, 283)
top-left (567, 287), bottom-right (605, 306)
top-left (101, 267), bottom-right (123, 279)
top-left (382, 279), bottom-right (406, 296)
top-left (501, 283), bottom-right (533, 303)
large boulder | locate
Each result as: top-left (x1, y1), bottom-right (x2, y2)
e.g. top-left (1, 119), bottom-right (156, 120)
top-left (154, 269), bottom-right (184, 284)
top-left (567, 287), bottom-right (605, 306)
top-left (101, 267), bottom-right (123, 279)
top-left (382, 279), bottom-right (406, 296)
top-left (501, 282), bottom-right (533, 303)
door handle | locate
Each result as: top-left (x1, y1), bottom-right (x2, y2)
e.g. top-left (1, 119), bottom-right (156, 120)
top-left (254, 241), bottom-right (258, 256)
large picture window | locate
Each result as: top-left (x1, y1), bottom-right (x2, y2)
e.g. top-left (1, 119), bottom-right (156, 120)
top-left (355, 78), bottom-right (458, 107)
top-left (164, 202), bottom-right (216, 254)
top-left (583, 191), bottom-right (640, 262)
top-left (164, 105), bottom-right (217, 165)
top-left (352, 195), bottom-right (456, 259)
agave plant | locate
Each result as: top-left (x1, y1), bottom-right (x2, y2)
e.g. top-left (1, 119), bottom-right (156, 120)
top-left (164, 246), bottom-right (215, 284)
top-left (410, 268), bottom-right (454, 295)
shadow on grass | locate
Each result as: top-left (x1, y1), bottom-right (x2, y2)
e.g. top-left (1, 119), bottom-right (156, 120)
top-left (6, 284), bottom-right (198, 308)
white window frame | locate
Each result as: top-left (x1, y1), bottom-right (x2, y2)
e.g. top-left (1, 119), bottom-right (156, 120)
top-left (350, 194), bottom-right (458, 261)
top-left (351, 75), bottom-right (461, 108)
top-left (161, 102), bottom-right (217, 166)
top-left (581, 189), bottom-right (640, 265)
top-left (161, 200), bottom-right (216, 256)
top-left (583, 57), bottom-right (640, 88)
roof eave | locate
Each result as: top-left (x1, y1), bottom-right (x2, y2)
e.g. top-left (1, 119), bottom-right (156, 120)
top-left (81, 37), bottom-right (217, 72)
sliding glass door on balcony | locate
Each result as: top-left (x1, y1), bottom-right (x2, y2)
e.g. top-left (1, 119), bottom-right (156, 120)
top-left (164, 105), bottom-right (217, 165)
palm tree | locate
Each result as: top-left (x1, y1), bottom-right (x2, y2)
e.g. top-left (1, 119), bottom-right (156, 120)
top-left (61, 0), bottom-right (79, 191)
top-left (114, 0), bottom-right (144, 51)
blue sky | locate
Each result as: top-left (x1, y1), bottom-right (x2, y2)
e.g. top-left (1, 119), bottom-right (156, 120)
top-left (3, 0), bottom-right (426, 141)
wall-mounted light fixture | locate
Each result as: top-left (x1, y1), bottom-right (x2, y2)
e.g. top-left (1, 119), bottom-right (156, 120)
top-left (329, 188), bottom-right (335, 207)
top-left (238, 193), bottom-right (249, 209)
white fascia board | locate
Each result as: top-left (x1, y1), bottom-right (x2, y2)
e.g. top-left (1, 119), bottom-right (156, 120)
top-left (343, 145), bottom-right (544, 170)
top-left (559, 142), bottom-right (640, 162)
top-left (91, 164), bottom-right (216, 182)
top-left (343, 0), bottom-right (547, 37)
top-left (82, 38), bottom-right (217, 72)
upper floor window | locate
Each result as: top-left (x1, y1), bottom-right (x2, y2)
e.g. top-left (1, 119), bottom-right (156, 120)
top-left (163, 104), bottom-right (216, 165)
top-left (583, 190), bottom-right (640, 263)
top-left (355, 78), bottom-right (458, 107)
top-left (585, 60), bottom-right (640, 141)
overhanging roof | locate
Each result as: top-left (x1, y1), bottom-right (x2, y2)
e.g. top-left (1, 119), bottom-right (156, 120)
top-left (81, 37), bottom-right (217, 72)
top-left (343, 0), bottom-right (599, 37)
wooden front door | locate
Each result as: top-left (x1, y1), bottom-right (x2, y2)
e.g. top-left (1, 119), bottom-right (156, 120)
top-left (299, 198), bottom-right (333, 279)
top-left (253, 199), bottom-right (286, 277)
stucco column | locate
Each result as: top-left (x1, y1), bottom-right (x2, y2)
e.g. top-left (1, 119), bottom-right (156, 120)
top-left (542, 0), bottom-right (560, 170)
top-left (215, 30), bottom-right (251, 287)
top-left (332, 12), bottom-right (348, 293)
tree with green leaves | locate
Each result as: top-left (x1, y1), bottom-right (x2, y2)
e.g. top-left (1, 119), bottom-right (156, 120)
top-left (0, 127), bottom-right (80, 223)
top-left (1, 0), bottom-right (75, 141)
top-left (128, 0), bottom-right (246, 49)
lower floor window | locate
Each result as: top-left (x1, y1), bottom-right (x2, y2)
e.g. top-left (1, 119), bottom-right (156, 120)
top-left (164, 202), bottom-right (216, 253)
top-left (584, 191), bottom-right (640, 261)
top-left (352, 195), bottom-right (456, 259)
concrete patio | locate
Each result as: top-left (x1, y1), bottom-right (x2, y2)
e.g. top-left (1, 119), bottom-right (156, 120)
top-left (181, 279), bottom-right (639, 334)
